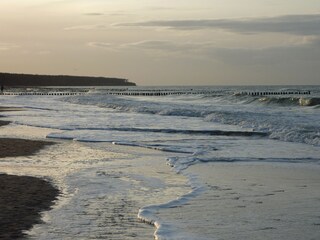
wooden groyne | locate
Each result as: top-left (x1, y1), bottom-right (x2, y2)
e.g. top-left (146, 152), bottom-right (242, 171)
top-left (0, 89), bottom-right (215, 96)
top-left (0, 88), bottom-right (218, 96)
top-left (102, 89), bottom-right (217, 96)
top-left (0, 89), bottom-right (312, 97)
top-left (104, 89), bottom-right (312, 96)
top-left (236, 91), bottom-right (311, 96)
top-left (0, 92), bottom-right (87, 96)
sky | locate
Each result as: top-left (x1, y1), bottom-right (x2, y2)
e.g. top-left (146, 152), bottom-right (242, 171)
top-left (1, 1), bottom-right (320, 86)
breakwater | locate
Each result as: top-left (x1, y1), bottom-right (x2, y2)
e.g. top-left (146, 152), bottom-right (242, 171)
top-left (237, 90), bottom-right (311, 96)
top-left (0, 89), bottom-right (312, 97)
top-left (0, 92), bottom-right (87, 96)
top-left (103, 89), bottom-right (216, 96)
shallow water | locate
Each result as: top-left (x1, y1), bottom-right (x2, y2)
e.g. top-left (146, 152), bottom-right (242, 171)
top-left (0, 85), bottom-right (319, 239)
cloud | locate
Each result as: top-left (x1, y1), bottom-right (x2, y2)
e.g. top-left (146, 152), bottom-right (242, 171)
top-left (113, 37), bottom-right (320, 66)
top-left (88, 42), bottom-right (112, 48)
top-left (123, 40), bottom-right (212, 52)
top-left (83, 12), bottom-right (105, 16)
top-left (0, 43), bottom-right (19, 51)
top-left (116, 14), bottom-right (320, 36)
top-left (212, 37), bottom-right (320, 65)
top-left (120, 40), bottom-right (221, 58)
top-left (87, 42), bottom-right (118, 51)
top-left (64, 24), bottom-right (108, 31)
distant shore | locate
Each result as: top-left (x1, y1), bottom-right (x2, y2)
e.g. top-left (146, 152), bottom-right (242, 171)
top-left (0, 107), bottom-right (60, 238)
top-left (0, 72), bottom-right (136, 87)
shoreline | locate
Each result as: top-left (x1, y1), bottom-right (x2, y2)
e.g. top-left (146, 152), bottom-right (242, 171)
top-left (0, 106), bottom-right (23, 127)
top-left (1, 101), bottom-right (319, 239)
top-left (0, 107), bottom-right (60, 238)
top-left (0, 107), bottom-right (158, 239)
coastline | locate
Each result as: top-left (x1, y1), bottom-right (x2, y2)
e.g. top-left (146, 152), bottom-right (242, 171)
top-left (0, 106), bottom-right (23, 127)
top-left (1, 94), bottom-right (319, 239)
top-left (178, 162), bottom-right (320, 240)
top-left (0, 107), bottom-right (60, 238)
top-left (0, 106), bottom-right (169, 239)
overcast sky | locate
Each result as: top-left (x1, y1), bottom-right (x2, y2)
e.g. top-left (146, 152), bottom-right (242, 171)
top-left (1, 1), bottom-right (320, 85)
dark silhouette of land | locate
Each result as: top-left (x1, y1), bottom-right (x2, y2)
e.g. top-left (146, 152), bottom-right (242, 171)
top-left (0, 72), bottom-right (136, 87)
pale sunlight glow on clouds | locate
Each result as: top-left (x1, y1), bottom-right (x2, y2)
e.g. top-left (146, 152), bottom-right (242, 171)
top-left (1, 0), bottom-right (320, 85)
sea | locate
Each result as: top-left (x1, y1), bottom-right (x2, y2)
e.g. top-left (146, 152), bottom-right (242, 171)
top-left (0, 85), bottom-right (319, 240)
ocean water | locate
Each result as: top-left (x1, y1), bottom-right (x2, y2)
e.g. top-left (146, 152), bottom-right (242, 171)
top-left (0, 86), bottom-right (320, 239)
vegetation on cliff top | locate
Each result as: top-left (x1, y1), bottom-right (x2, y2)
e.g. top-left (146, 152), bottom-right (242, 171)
top-left (0, 72), bottom-right (136, 86)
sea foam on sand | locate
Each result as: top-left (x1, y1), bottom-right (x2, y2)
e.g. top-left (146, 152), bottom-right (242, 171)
top-left (0, 123), bottom-right (191, 239)
top-left (152, 162), bottom-right (320, 240)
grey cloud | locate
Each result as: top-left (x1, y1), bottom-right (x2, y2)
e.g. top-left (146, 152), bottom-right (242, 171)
top-left (87, 42), bottom-right (112, 48)
top-left (123, 40), bottom-right (212, 52)
top-left (87, 42), bottom-right (120, 52)
top-left (122, 40), bottom-right (223, 58)
top-left (212, 38), bottom-right (320, 65)
top-left (120, 38), bottom-right (320, 66)
top-left (64, 24), bottom-right (108, 31)
top-left (83, 12), bottom-right (130, 17)
top-left (117, 14), bottom-right (320, 36)
top-left (83, 13), bottom-right (105, 16)
top-left (0, 43), bottom-right (19, 51)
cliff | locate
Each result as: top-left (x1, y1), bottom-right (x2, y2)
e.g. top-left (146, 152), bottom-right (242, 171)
top-left (0, 72), bottom-right (136, 87)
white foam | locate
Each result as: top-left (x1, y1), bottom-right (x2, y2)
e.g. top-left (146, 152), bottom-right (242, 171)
top-left (138, 171), bottom-right (205, 240)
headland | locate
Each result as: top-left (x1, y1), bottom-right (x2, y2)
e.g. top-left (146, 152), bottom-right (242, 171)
top-left (0, 72), bottom-right (136, 87)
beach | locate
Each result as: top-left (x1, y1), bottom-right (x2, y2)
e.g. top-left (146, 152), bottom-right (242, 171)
top-left (159, 162), bottom-right (320, 240)
top-left (0, 105), bottom-right (186, 239)
top-left (0, 107), bottom-right (59, 239)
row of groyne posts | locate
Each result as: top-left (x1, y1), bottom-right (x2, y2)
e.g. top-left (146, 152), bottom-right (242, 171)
top-left (0, 89), bottom-right (312, 96)
top-left (107, 90), bottom-right (312, 96)
top-left (0, 91), bottom-right (87, 96)
top-left (0, 89), bottom-right (216, 96)
top-left (105, 89), bottom-right (215, 96)
top-left (238, 90), bottom-right (311, 96)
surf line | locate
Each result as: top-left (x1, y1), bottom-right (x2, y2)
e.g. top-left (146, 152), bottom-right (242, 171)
top-left (138, 157), bottom-right (206, 240)
top-left (236, 91), bottom-right (311, 96)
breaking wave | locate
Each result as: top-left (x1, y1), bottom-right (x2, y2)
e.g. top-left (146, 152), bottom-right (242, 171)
top-left (255, 97), bottom-right (320, 107)
top-left (61, 92), bottom-right (319, 146)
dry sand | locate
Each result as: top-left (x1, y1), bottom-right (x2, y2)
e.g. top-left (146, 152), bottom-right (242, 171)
top-left (0, 107), bottom-right (60, 239)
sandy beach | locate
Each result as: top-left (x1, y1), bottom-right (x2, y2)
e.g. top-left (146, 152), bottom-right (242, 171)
top-left (0, 107), bottom-right (60, 239)
top-left (179, 162), bottom-right (320, 240)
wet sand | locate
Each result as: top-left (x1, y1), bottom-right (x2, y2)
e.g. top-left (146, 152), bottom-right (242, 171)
top-left (0, 120), bottom-right (10, 127)
top-left (0, 107), bottom-right (60, 239)
top-left (0, 138), bottom-right (55, 158)
top-left (0, 174), bottom-right (59, 239)
top-left (159, 162), bottom-right (320, 240)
